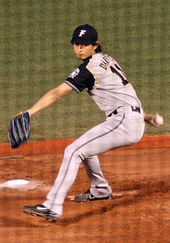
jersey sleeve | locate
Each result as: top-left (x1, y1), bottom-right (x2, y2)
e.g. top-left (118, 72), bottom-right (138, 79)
top-left (65, 62), bottom-right (95, 93)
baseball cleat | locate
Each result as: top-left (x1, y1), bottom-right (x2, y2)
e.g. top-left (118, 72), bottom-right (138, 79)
top-left (74, 189), bottom-right (113, 202)
top-left (22, 204), bottom-right (59, 222)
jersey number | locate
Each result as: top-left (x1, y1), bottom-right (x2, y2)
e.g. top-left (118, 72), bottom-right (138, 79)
top-left (110, 64), bottom-right (129, 86)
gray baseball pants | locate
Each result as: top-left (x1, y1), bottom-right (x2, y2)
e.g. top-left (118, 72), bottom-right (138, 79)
top-left (43, 106), bottom-right (145, 216)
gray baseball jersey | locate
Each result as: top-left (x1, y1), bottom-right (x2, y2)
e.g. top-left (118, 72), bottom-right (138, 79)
top-left (65, 53), bottom-right (142, 116)
top-left (43, 52), bottom-right (145, 217)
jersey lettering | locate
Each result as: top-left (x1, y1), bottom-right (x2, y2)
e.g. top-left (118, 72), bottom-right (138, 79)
top-left (99, 55), bottom-right (113, 70)
top-left (110, 64), bottom-right (129, 86)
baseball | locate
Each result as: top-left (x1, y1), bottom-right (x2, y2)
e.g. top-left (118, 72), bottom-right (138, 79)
top-left (154, 115), bottom-right (164, 125)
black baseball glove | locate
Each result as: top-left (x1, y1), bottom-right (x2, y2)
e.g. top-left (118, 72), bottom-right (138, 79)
top-left (8, 111), bottom-right (30, 149)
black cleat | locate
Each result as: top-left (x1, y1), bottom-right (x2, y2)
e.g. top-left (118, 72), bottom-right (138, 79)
top-left (74, 189), bottom-right (113, 202)
top-left (22, 204), bottom-right (59, 222)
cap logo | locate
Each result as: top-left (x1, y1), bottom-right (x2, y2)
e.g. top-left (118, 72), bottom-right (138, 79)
top-left (78, 30), bottom-right (86, 37)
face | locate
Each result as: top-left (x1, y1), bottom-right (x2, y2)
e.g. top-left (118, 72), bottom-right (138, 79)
top-left (73, 42), bottom-right (98, 61)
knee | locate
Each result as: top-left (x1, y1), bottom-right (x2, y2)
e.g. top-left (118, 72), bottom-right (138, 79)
top-left (64, 144), bottom-right (85, 163)
top-left (64, 143), bottom-right (75, 155)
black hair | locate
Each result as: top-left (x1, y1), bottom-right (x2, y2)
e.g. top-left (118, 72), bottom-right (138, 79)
top-left (93, 42), bottom-right (102, 53)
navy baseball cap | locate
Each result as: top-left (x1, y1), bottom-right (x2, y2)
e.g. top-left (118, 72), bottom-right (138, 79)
top-left (70, 24), bottom-right (98, 46)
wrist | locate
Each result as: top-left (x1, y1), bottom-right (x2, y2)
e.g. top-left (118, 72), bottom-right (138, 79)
top-left (27, 109), bottom-right (32, 117)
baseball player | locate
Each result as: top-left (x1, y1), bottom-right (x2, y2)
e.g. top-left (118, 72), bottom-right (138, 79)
top-left (22, 24), bottom-right (163, 221)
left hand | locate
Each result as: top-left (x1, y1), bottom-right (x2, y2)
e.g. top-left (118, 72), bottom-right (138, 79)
top-left (8, 111), bottom-right (30, 148)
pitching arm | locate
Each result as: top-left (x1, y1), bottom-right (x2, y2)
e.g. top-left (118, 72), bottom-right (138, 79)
top-left (28, 83), bottom-right (73, 116)
top-left (143, 111), bottom-right (164, 128)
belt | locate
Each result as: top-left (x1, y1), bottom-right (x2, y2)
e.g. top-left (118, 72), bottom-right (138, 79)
top-left (108, 106), bottom-right (141, 117)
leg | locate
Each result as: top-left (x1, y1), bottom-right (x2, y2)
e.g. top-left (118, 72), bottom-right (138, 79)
top-left (43, 111), bottom-right (140, 214)
top-left (23, 110), bottom-right (145, 219)
top-left (82, 156), bottom-right (112, 197)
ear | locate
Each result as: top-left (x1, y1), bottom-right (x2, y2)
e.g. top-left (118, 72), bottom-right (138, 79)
top-left (93, 41), bottom-right (99, 50)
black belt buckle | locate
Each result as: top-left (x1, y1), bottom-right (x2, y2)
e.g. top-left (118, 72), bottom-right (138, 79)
top-left (131, 106), bottom-right (140, 113)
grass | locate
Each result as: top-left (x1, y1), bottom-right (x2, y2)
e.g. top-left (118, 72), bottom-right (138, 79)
top-left (0, 0), bottom-right (169, 143)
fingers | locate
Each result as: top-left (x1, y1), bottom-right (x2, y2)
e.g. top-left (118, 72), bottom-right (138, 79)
top-left (152, 114), bottom-right (164, 128)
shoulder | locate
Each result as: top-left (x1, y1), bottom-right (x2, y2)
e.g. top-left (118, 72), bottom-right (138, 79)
top-left (89, 53), bottom-right (105, 64)
top-left (87, 53), bottom-right (115, 68)
top-left (86, 53), bottom-right (115, 75)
